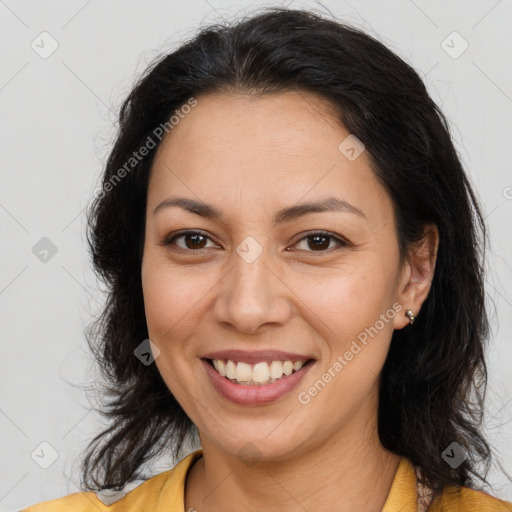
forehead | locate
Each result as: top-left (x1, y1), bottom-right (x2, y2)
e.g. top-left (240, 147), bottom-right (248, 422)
top-left (155, 90), bottom-right (344, 165)
top-left (147, 90), bottom-right (392, 226)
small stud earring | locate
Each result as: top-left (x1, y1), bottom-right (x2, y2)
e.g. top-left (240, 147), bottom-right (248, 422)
top-left (405, 309), bottom-right (415, 325)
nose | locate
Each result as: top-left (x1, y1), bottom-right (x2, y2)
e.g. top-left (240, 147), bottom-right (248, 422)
top-left (213, 243), bottom-right (292, 335)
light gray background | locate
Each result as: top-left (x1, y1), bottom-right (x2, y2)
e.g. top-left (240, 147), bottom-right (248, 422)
top-left (1, 0), bottom-right (511, 510)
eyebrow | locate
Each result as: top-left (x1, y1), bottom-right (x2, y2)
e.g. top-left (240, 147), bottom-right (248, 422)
top-left (153, 196), bottom-right (366, 223)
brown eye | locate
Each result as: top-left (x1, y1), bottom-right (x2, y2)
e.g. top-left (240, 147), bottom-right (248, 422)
top-left (293, 231), bottom-right (349, 253)
top-left (181, 232), bottom-right (208, 249)
top-left (306, 234), bottom-right (330, 251)
top-left (160, 230), bottom-right (216, 252)
top-left (160, 229), bottom-right (350, 254)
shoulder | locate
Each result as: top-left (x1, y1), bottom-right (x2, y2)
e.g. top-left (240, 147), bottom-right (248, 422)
top-left (19, 450), bottom-right (203, 512)
top-left (19, 490), bottom-right (107, 512)
top-left (18, 475), bottom-right (169, 512)
top-left (432, 483), bottom-right (512, 511)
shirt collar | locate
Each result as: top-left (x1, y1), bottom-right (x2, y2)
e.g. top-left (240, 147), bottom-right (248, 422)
top-left (382, 456), bottom-right (420, 511)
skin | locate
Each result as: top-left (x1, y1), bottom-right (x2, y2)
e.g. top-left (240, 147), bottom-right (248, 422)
top-left (141, 90), bottom-right (439, 512)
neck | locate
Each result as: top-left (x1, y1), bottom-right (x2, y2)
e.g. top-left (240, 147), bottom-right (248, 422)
top-left (185, 416), bottom-right (401, 512)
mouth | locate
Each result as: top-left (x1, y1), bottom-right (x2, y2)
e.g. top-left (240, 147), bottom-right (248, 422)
top-left (204, 357), bottom-right (315, 386)
top-left (201, 353), bottom-right (316, 406)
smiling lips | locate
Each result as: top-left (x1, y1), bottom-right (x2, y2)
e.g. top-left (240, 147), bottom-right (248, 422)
top-left (201, 349), bottom-right (315, 405)
top-left (201, 352), bottom-right (316, 406)
top-left (211, 359), bottom-right (306, 385)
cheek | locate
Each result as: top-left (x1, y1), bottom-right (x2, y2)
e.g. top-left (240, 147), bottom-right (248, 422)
top-left (141, 259), bottom-right (203, 403)
top-left (295, 260), bottom-right (397, 345)
top-left (293, 269), bottom-right (397, 430)
top-left (142, 255), bottom-right (206, 339)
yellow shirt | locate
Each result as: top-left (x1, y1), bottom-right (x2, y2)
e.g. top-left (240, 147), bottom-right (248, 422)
top-left (20, 449), bottom-right (512, 511)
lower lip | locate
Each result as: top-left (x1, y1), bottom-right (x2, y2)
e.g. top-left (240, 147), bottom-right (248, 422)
top-left (202, 359), bottom-right (314, 406)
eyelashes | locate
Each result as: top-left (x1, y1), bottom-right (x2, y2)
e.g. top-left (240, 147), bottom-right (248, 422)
top-left (158, 229), bottom-right (351, 254)
top-left (159, 230), bottom-right (215, 252)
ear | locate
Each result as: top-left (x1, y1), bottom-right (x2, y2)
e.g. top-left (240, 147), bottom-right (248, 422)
top-left (393, 223), bottom-right (439, 330)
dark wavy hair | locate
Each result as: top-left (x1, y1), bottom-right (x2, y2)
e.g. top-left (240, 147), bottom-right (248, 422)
top-left (81, 6), bottom-right (496, 497)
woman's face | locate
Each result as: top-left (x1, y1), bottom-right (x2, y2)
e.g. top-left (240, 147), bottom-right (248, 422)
top-left (141, 90), bottom-right (416, 461)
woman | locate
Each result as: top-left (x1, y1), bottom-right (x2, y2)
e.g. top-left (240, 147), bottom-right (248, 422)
top-left (21, 7), bottom-right (512, 512)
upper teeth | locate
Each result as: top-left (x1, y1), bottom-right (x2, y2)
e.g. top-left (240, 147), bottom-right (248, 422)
top-left (212, 359), bottom-right (306, 385)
